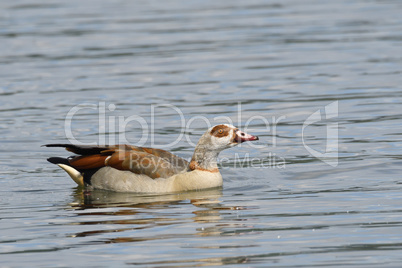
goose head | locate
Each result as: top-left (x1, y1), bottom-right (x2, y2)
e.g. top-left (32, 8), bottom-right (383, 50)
top-left (190, 124), bottom-right (259, 171)
top-left (206, 124), bottom-right (258, 150)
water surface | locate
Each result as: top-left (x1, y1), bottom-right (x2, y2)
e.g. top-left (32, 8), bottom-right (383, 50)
top-left (1, 0), bottom-right (402, 267)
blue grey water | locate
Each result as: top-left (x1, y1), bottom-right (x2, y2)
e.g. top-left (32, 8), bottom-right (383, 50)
top-left (1, 0), bottom-right (402, 267)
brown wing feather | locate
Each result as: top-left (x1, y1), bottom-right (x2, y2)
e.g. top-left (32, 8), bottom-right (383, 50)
top-left (106, 145), bottom-right (190, 172)
top-left (104, 150), bottom-right (130, 171)
top-left (47, 144), bottom-right (190, 180)
top-left (70, 155), bottom-right (108, 169)
top-left (105, 150), bottom-right (186, 179)
top-left (132, 146), bottom-right (190, 171)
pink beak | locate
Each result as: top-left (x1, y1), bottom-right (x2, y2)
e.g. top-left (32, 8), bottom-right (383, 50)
top-left (235, 130), bottom-right (259, 143)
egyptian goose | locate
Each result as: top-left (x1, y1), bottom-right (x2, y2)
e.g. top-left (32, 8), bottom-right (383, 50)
top-left (45, 124), bottom-right (258, 193)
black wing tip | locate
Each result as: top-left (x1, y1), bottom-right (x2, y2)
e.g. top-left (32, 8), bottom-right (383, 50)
top-left (43, 144), bottom-right (111, 155)
top-left (43, 144), bottom-right (72, 148)
top-left (47, 157), bottom-right (70, 165)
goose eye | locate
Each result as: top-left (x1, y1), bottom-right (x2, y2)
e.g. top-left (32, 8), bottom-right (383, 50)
top-left (218, 129), bottom-right (223, 134)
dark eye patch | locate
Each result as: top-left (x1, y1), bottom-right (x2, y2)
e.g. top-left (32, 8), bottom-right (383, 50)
top-left (210, 125), bottom-right (230, 138)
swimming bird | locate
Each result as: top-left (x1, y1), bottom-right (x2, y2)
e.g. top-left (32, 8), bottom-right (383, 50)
top-left (45, 124), bottom-right (258, 193)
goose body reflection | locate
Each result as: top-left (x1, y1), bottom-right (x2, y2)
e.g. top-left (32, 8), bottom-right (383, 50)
top-left (69, 188), bottom-right (229, 239)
